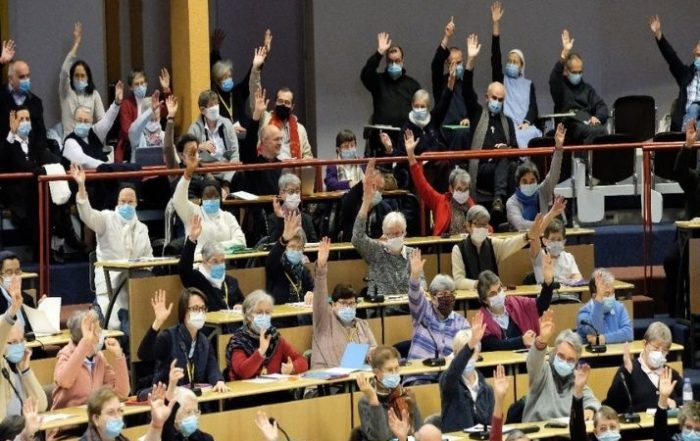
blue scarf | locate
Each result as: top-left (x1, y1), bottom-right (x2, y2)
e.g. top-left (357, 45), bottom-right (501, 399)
top-left (515, 188), bottom-right (539, 221)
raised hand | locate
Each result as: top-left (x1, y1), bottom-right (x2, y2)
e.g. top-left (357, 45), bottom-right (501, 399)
top-left (574, 362), bottom-right (591, 396)
top-left (469, 310), bottom-right (486, 348)
top-left (263, 29), bottom-right (273, 53)
top-left (377, 32), bottom-right (392, 55)
top-left (622, 342), bottom-right (633, 373)
top-left (403, 129), bottom-right (419, 157)
top-left (166, 95), bottom-right (178, 118)
top-left (151, 90), bottom-right (161, 112)
top-left (388, 407), bottom-right (410, 440)
top-left (356, 373), bottom-right (377, 401)
top-left (258, 330), bottom-right (272, 355)
top-left (493, 364), bottom-right (509, 401)
top-left (522, 330), bottom-right (537, 347)
top-left (281, 356), bottom-right (294, 375)
top-left (538, 309), bottom-right (555, 344)
top-left (658, 366), bottom-right (677, 399)
top-left (21, 397), bottom-right (42, 439)
top-left (317, 236), bottom-right (331, 268)
top-left (149, 390), bottom-right (176, 428)
top-left (183, 142), bottom-right (199, 177)
top-left (253, 46), bottom-right (268, 70)
top-left (151, 289), bottom-right (173, 330)
top-left (70, 163), bottom-right (86, 187)
top-left (80, 313), bottom-right (99, 346)
top-left (554, 123), bottom-right (566, 149)
top-left (649, 15), bottom-right (662, 40)
top-left (255, 411), bottom-right (279, 441)
top-left (211, 28), bottom-right (226, 51)
top-left (114, 80), bottom-right (124, 105)
top-left (9, 110), bottom-right (18, 135)
top-left (561, 29), bottom-right (575, 53)
top-left (491, 1), bottom-right (504, 23)
top-left (104, 337), bottom-right (123, 357)
top-left (253, 87), bottom-right (269, 121)
top-left (409, 249), bottom-right (425, 280)
top-left (550, 196), bottom-right (567, 219)
top-left (528, 213), bottom-right (546, 242)
top-left (446, 61), bottom-right (457, 91)
top-left (189, 214), bottom-right (202, 242)
top-left (542, 251), bottom-right (554, 285)
top-left (379, 131), bottom-right (393, 154)
top-left (361, 159), bottom-right (378, 208)
top-left (17, 345), bottom-right (32, 372)
top-left (467, 34), bottom-right (481, 59)
top-left (282, 211), bottom-right (301, 242)
top-left (7, 275), bottom-right (22, 318)
top-left (0, 40), bottom-right (16, 64)
top-left (73, 22), bottom-right (82, 44)
top-left (443, 16), bottom-right (455, 44)
top-left (686, 121), bottom-right (697, 148)
top-left (168, 359), bottom-right (184, 390)
top-left (159, 67), bottom-right (170, 90)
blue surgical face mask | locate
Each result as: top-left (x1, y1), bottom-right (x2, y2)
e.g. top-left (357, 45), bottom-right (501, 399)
top-left (336, 306), bottom-right (356, 323)
top-left (209, 263), bottom-right (225, 281)
top-left (179, 414), bottom-right (199, 437)
top-left (220, 78), bottom-right (234, 93)
top-left (74, 122), bottom-right (91, 138)
top-left (252, 313), bottom-right (271, 333)
top-left (598, 430), bottom-right (622, 441)
top-left (567, 73), bottom-right (582, 86)
top-left (117, 203), bottom-right (136, 221)
top-left (133, 84), bottom-right (147, 99)
top-left (694, 58), bottom-right (700, 71)
top-left (380, 373), bottom-right (401, 389)
top-left (201, 199), bottom-right (221, 215)
top-left (505, 63), bottom-right (520, 79)
top-left (602, 296), bottom-right (616, 314)
top-left (682, 429), bottom-right (700, 441)
top-left (5, 342), bottom-right (25, 364)
top-left (17, 121), bottom-right (32, 139)
top-left (488, 99), bottom-right (503, 114)
top-left (18, 78), bottom-right (31, 93)
top-left (105, 417), bottom-right (125, 438)
top-left (552, 355), bottom-right (575, 377)
top-left (285, 250), bottom-right (304, 265)
top-left (463, 358), bottom-right (477, 375)
top-left (340, 149), bottom-right (357, 159)
top-left (387, 63), bottom-right (403, 80)
top-left (73, 79), bottom-right (88, 93)
top-left (455, 63), bottom-right (465, 80)
top-left (371, 191), bottom-right (383, 206)
top-left (519, 183), bottom-right (538, 197)
top-left (410, 107), bottom-right (430, 122)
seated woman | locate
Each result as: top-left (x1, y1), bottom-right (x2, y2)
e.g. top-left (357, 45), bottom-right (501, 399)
top-left (152, 288), bottom-right (228, 393)
top-left (80, 386), bottom-right (173, 441)
top-left (266, 173), bottom-right (319, 244)
top-left (654, 367), bottom-right (700, 441)
top-left (604, 321), bottom-right (683, 413)
top-left (506, 123), bottom-right (565, 232)
top-left (440, 313), bottom-right (493, 433)
top-left (162, 359), bottom-right (214, 441)
top-left (178, 214), bottom-right (244, 324)
top-left (325, 129), bottom-right (365, 191)
top-left (476, 251), bottom-right (554, 351)
top-left (265, 212), bottom-right (313, 305)
top-left (173, 144), bottom-right (246, 253)
top-left (311, 237), bottom-right (377, 370)
top-left (226, 290), bottom-right (308, 380)
top-left (570, 363), bottom-right (621, 441)
top-left (529, 218), bottom-right (583, 284)
top-left (576, 268), bottom-right (633, 345)
top-left (357, 346), bottom-right (422, 441)
top-left (71, 163), bottom-right (153, 330)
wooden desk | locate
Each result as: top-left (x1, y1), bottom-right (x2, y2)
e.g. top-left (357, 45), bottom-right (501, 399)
top-left (674, 221), bottom-right (700, 319)
top-left (39, 403), bottom-right (150, 431)
top-left (27, 329), bottom-right (123, 349)
top-left (222, 189), bottom-right (408, 207)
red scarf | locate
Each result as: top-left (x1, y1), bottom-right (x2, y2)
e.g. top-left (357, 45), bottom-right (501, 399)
top-left (259, 112), bottom-right (301, 158)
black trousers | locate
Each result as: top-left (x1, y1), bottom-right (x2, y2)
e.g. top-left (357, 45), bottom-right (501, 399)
top-left (478, 158), bottom-right (513, 199)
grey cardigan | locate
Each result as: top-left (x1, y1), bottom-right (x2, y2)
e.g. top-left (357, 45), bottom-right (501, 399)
top-left (358, 394), bottom-right (422, 441)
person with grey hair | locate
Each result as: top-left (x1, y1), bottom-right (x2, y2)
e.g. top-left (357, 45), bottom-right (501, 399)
top-left (226, 289), bottom-right (308, 380)
top-left (177, 214), bottom-right (244, 330)
top-left (522, 310), bottom-right (600, 422)
top-left (576, 268), bottom-right (632, 345)
top-left (265, 172), bottom-right (318, 244)
top-left (187, 89), bottom-right (239, 170)
top-left (452, 203), bottom-right (552, 290)
top-left (604, 321), bottom-right (683, 414)
top-left (653, 365), bottom-right (699, 441)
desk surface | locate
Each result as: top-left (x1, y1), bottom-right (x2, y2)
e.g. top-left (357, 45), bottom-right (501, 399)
top-left (223, 190), bottom-right (409, 206)
top-left (676, 220), bottom-right (700, 230)
top-left (28, 330), bottom-right (123, 349)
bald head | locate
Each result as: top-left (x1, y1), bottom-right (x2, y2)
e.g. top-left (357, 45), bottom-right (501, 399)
top-left (8, 60), bottom-right (30, 91)
top-left (485, 82), bottom-right (506, 110)
top-left (415, 424), bottom-right (442, 441)
top-left (261, 124), bottom-right (283, 160)
top-left (487, 82), bottom-right (505, 98)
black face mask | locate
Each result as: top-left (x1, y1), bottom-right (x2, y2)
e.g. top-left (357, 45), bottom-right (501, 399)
top-left (274, 105), bottom-right (291, 121)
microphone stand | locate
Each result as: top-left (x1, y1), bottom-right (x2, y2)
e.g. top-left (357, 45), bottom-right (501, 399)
top-left (581, 321), bottom-right (607, 353)
top-left (420, 320), bottom-right (446, 367)
top-left (618, 372), bottom-right (641, 423)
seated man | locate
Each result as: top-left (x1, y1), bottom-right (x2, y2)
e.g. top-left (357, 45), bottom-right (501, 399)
top-left (570, 363), bottom-right (622, 441)
top-left (523, 310), bottom-right (600, 422)
top-left (266, 173), bottom-right (318, 244)
top-left (576, 268), bottom-right (633, 345)
top-left (549, 30), bottom-right (608, 145)
top-left (71, 163), bottom-right (153, 330)
top-left (0, 252), bottom-right (37, 333)
top-left (529, 218), bottom-right (583, 285)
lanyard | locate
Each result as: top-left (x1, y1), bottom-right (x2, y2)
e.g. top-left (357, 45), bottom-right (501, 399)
top-left (283, 271), bottom-right (303, 302)
top-left (223, 282), bottom-right (229, 308)
top-left (186, 360), bottom-right (195, 383)
top-left (217, 91), bottom-right (235, 121)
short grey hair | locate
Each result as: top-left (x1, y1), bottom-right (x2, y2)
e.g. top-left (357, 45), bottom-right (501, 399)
top-left (67, 309), bottom-right (100, 344)
top-left (174, 386), bottom-right (197, 406)
top-left (476, 270), bottom-right (501, 303)
top-left (412, 89), bottom-right (432, 107)
top-left (382, 211), bottom-right (407, 233)
top-left (197, 90), bottom-right (218, 108)
top-left (74, 106), bottom-right (94, 120)
top-left (428, 274), bottom-right (455, 294)
top-left (202, 242), bottom-right (225, 262)
top-left (591, 268), bottom-right (615, 287)
top-left (466, 205), bottom-right (490, 224)
top-left (211, 59), bottom-right (233, 83)
top-left (242, 290), bottom-right (274, 323)
top-left (643, 321), bottom-right (672, 348)
top-left (278, 173), bottom-right (301, 192)
top-left (554, 329), bottom-right (583, 357)
top-left (449, 168), bottom-right (471, 189)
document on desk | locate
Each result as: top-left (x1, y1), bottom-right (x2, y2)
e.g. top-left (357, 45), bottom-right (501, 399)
top-left (41, 413), bottom-right (74, 423)
top-left (244, 378), bottom-right (277, 384)
top-left (231, 191), bottom-right (258, 200)
top-left (23, 297), bottom-right (61, 336)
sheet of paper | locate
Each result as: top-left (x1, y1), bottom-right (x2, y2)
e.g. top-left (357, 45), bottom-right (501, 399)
top-left (41, 413), bottom-right (74, 423)
top-left (323, 367), bottom-right (357, 375)
top-left (244, 378), bottom-right (277, 384)
top-left (231, 191), bottom-right (258, 200)
top-left (259, 374), bottom-right (291, 380)
top-left (23, 297), bottom-right (61, 336)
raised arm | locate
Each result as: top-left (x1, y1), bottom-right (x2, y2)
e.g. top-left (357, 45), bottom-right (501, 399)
top-left (550, 30), bottom-right (574, 106)
top-left (92, 81), bottom-right (123, 143)
top-left (407, 249), bottom-right (428, 320)
top-left (172, 142), bottom-right (200, 224)
top-left (361, 33), bottom-right (391, 92)
top-left (312, 237), bottom-right (332, 330)
top-left (490, 2), bottom-right (504, 83)
top-left (163, 95), bottom-right (178, 170)
top-left (536, 253), bottom-right (555, 313)
top-left (71, 163), bottom-right (108, 235)
top-left (431, 17), bottom-right (454, 97)
top-left (177, 215), bottom-right (202, 287)
top-left (54, 313), bottom-right (99, 388)
top-left (527, 309), bottom-right (554, 389)
top-left (489, 364), bottom-right (508, 441)
top-left (248, 47), bottom-right (267, 115)
top-left (463, 34), bottom-right (481, 117)
top-left (431, 66), bottom-right (456, 126)
top-left (445, 312), bottom-right (485, 394)
top-left (650, 15), bottom-right (687, 86)
top-left (538, 124), bottom-right (565, 198)
top-left (59, 23), bottom-right (81, 99)
top-left (351, 159), bottom-right (381, 258)
top-left (570, 363), bottom-right (591, 441)
top-left (655, 367), bottom-right (677, 441)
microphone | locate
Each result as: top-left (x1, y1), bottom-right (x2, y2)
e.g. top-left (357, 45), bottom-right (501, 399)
top-left (420, 320), bottom-right (446, 367)
top-left (269, 417), bottom-right (291, 441)
top-left (362, 277), bottom-right (384, 303)
top-left (580, 320), bottom-right (607, 353)
top-left (1, 366), bottom-right (24, 408)
top-left (617, 372), bottom-right (641, 423)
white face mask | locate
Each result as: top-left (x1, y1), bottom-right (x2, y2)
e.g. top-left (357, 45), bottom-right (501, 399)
top-left (452, 190), bottom-right (470, 205)
top-left (546, 240), bottom-right (565, 257)
top-left (470, 227), bottom-right (488, 245)
top-left (489, 289), bottom-right (506, 310)
top-left (385, 236), bottom-right (404, 253)
top-left (204, 105), bottom-right (220, 122)
top-left (284, 193), bottom-right (301, 210)
top-left (647, 349), bottom-right (666, 369)
top-left (188, 311), bottom-right (206, 330)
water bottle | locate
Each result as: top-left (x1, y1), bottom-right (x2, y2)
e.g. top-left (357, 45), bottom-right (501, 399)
top-left (683, 378), bottom-right (694, 402)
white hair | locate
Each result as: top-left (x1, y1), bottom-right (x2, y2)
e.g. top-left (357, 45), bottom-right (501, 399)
top-left (591, 268), bottom-right (615, 287)
top-left (429, 274), bottom-right (455, 294)
top-left (449, 167), bottom-right (471, 189)
top-left (644, 322), bottom-right (672, 347)
top-left (555, 329), bottom-right (583, 357)
top-left (202, 242), bottom-right (225, 262)
top-left (278, 173), bottom-right (301, 192)
top-left (242, 290), bottom-right (274, 323)
top-left (74, 106), bottom-right (94, 120)
top-left (452, 329), bottom-right (473, 354)
top-left (211, 59), bottom-right (233, 82)
top-left (466, 205), bottom-right (490, 224)
top-left (412, 89), bottom-right (432, 107)
top-left (381, 211), bottom-right (407, 234)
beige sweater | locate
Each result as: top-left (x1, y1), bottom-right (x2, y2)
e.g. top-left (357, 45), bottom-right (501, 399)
top-left (451, 233), bottom-right (528, 290)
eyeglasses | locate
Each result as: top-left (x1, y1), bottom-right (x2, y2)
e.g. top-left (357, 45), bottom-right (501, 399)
top-left (1, 270), bottom-right (21, 277)
top-left (335, 300), bottom-right (357, 307)
top-left (179, 408), bottom-right (201, 418)
top-left (102, 408), bottom-right (124, 418)
top-left (284, 189), bottom-right (301, 195)
top-left (432, 290), bottom-right (455, 299)
top-left (187, 306), bottom-right (207, 313)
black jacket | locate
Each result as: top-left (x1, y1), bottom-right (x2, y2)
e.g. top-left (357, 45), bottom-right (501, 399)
top-left (0, 74), bottom-right (48, 149)
top-left (239, 119), bottom-right (282, 197)
top-left (491, 35), bottom-right (538, 125)
top-left (604, 359), bottom-right (683, 413)
top-left (431, 46), bottom-right (469, 126)
top-left (674, 146), bottom-right (700, 219)
top-left (264, 240), bottom-right (313, 305)
top-left (153, 324), bottom-right (224, 386)
top-left (265, 211), bottom-right (318, 244)
top-left (549, 61), bottom-right (608, 123)
top-left (394, 88), bottom-right (453, 156)
top-left (656, 35), bottom-right (698, 132)
top-left (462, 69), bottom-right (517, 148)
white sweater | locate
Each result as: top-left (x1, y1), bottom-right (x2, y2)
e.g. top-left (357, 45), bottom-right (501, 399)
top-left (59, 51), bottom-right (106, 136)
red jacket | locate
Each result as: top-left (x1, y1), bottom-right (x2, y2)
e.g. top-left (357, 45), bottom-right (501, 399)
top-left (229, 337), bottom-right (308, 380)
top-left (116, 88), bottom-right (171, 162)
top-left (409, 162), bottom-right (476, 236)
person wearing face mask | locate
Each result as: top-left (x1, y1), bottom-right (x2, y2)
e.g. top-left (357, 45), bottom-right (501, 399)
top-left (522, 311), bottom-right (600, 422)
top-left (252, 87), bottom-right (313, 160)
top-left (529, 218), bottom-right (583, 285)
top-left (325, 130), bottom-right (366, 191)
top-left (50, 310), bottom-right (129, 440)
top-left (654, 366), bottom-right (700, 441)
top-left (506, 124), bottom-right (565, 232)
top-left (265, 173), bottom-right (318, 244)
top-left (570, 363), bottom-right (622, 441)
top-left (477, 252), bottom-right (554, 351)
top-left (550, 29), bottom-right (608, 146)
top-left (452, 204), bottom-right (550, 290)
top-left (361, 32), bottom-right (421, 158)
top-left (127, 91), bottom-right (172, 161)
top-left (117, 68), bottom-right (171, 162)
top-left (353, 161), bottom-right (423, 296)
top-left (173, 143), bottom-right (246, 253)
top-left (0, 277), bottom-right (46, 420)
top-left (226, 289), bottom-right (308, 380)
top-left (178, 215), bottom-right (244, 331)
top-left (59, 22), bottom-right (106, 137)
top-left (357, 346), bottom-right (422, 441)
top-left (72, 163), bottom-right (153, 330)
top-left (576, 268), bottom-right (632, 346)
top-left (161, 372), bottom-right (213, 441)
top-left (440, 315), bottom-right (494, 433)
top-left (462, 34), bottom-right (518, 217)
top-left (649, 15), bottom-right (700, 132)
top-left (0, 253), bottom-right (37, 334)
top-left (152, 288), bottom-right (228, 393)
top-left (489, 2), bottom-right (541, 149)
top-left (604, 322), bottom-right (683, 414)
top-left (311, 238), bottom-right (377, 370)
